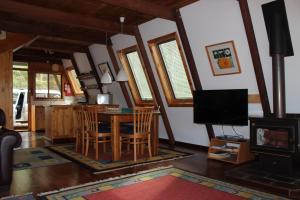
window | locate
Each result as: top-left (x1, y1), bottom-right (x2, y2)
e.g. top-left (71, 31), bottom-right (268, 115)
top-left (148, 32), bottom-right (193, 106)
top-left (118, 46), bottom-right (153, 105)
top-left (35, 73), bottom-right (62, 99)
top-left (66, 68), bottom-right (83, 95)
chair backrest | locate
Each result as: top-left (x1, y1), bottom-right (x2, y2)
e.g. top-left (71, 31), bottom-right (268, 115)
top-left (133, 106), bottom-right (154, 134)
top-left (73, 106), bottom-right (85, 132)
top-left (84, 106), bottom-right (98, 133)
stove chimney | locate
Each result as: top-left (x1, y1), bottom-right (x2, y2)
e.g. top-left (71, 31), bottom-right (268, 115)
top-left (262, 0), bottom-right (294, 118)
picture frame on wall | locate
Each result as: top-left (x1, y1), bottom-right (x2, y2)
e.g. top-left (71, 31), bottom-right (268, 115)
top-left (98, 62), bottom-right (115, 81)
top-left (205, 40), bottom-right (241, 76)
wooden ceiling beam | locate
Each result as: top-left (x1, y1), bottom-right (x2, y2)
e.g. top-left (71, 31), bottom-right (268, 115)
top-left (13, 54), bottom-right (63, 64)
top-left (0, 18), bottom-right (106, 44)
top-left (27, 40), bottom-right (88, 53)
top-left (0, 32), bottom-right (35, 54)
top-left (14, 49), bottom-right (71, 60)
top-left (98, 0), bottom-right (176, 20)
top-left (0, 0), bottom-right (134, 35)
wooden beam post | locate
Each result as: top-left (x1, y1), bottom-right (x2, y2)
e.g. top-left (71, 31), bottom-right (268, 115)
top-left (175, 10), bottom-right (215, 140)
top-left (85, 50), bottom-right (103, 94)
top-left (70, 55), bottom-right (89, 101)
top-left (134, 26), bottom-right (175, 146)
top-left (238, 0), bottom-right (271, 115)
top-left (0, 50), bottom-right (13, 129)
top-left (98, 0), bottom-right (176, 20)
top-left (106, 44), bottom-right (133, 108)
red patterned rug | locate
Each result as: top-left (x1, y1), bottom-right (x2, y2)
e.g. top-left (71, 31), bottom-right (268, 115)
top-left (85, 175), bottom-right (244, 200)
top-left (40, 166), bottom-right (287, 200)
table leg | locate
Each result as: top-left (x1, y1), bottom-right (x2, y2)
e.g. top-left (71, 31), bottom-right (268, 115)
top-left (112, 115), bottom-right (120, 161)
top-left (151, 115), bottom-right (159, 156)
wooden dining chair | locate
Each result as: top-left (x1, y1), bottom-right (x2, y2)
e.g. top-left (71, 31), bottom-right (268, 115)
top-left (84, 106), bottom-right (112, 160)
top-left (73, 106), bottom-right (85, 154)
top-left (120, 106), bottom-right (154, 162)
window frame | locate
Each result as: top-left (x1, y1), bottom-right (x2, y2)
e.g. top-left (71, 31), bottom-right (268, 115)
top-left (65, 67), bottom-right (84, 96)
top-left (148, 32), bottom-right (194, 107)
top-left (118, 45), bottom-right (154, 106)
top-left (34, 72), bottom-right (63, 100)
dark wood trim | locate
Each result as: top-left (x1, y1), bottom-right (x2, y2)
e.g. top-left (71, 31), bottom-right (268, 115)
top-left (0, 0), bottom-right (134, 35)
top-left (175, 10), bottom-right (215, 140)
top-left (98, 0), bottom-right (176, 20)
top-left (106, 44), bottom-right (133, 108)
top-left (85, 50), bottom-right (103, 94)
top-left (238, 0), bottom-right (271, 115)
top-left (29, 40), bottom-right (87, 53)
top-left (159, 138), bottom-right (208, 152)
top-left (134, 26), bottom-right (175, 146)
top-left (71, 55), bottom-right (89, 101)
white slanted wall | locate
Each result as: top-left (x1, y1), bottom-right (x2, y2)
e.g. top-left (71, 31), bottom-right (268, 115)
top-left (84, 0), bottom-right (300, 147)
top-left (89, 44), bottom-right (127, 107)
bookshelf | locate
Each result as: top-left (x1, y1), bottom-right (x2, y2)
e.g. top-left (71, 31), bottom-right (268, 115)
top-left (208, 138), bottom-right (255, 164)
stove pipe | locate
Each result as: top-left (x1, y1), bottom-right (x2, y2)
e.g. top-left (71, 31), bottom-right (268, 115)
top-left (262, 0), bottom-right (294, 118)
top-left (272, 54), bottom-right (285, 118)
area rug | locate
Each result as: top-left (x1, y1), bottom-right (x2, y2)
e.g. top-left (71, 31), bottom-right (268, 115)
top-left (13, 147), bottom-right (71, 170)
top-left (47, 145), bottom-right (192, 174)
top-left (38, 166), bottom-right (288, 200)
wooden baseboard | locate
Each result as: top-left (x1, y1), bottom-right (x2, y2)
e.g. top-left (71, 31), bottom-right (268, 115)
top-left (159, 138), bottom-right (208, 152)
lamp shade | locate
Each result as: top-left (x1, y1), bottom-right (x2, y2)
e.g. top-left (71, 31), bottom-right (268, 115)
top-left (101, 71), bottom-right (113, 84)
top-left (116, 68), bottom-right (128, 82)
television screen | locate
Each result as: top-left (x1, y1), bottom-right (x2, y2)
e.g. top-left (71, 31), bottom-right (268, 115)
top-left (193, 89), bottom-right (248, 126)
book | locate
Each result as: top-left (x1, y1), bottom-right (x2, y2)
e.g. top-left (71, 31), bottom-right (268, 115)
top-left (209, 151), bottom-right (231, 159)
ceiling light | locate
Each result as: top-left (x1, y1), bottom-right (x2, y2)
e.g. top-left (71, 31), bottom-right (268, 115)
top-left (116, 17), bottom-right (128, 82)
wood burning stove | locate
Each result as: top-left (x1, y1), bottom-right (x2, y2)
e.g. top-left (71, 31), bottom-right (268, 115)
top-left (250, 116), bottom-right (300, 174)
top-left (250, 116), bottom-right (300, 154)
top-left (248, 0), bottom-right (297, 174)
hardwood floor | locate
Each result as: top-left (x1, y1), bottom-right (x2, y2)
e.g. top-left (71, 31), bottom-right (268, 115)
top-left (0, 132), bottom-right (290, 198)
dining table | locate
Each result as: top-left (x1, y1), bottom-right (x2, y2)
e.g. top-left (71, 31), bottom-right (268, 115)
top-left (98, 109), bottom-right (160, 161)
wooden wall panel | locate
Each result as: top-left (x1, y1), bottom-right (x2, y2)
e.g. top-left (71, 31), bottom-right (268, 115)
top-left (0, 50), bottom-right (13, 129)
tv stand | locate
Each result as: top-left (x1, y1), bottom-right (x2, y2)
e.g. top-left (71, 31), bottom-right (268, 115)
top-left (216, 135), bottom-right (246, 142)
top-left (208, 138), bottom-right (254, 164)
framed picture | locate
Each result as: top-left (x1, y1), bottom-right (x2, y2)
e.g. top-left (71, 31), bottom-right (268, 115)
top-left (98, 62), bottom-right (115, 81)
top-left (205, 41), bottom-right (241, 76)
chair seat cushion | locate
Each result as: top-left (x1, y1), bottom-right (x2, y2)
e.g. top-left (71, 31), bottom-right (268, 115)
top-left (98, 125), bottom-right (111, 133)
top-left (120, 123), bottom-right (134, 134)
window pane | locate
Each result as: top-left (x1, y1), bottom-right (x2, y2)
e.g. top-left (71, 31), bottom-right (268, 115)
top-left (126, 51), bottom-right (153, 100)
top-left (13, 70), bottom-right (28, 104)
top-left (13, 62), bottom-right (28, 69)
top-left (35, 73), bottom-right (48, 98)
top-left (69, 69), bottom-right (83, 94)
top-left (49, 74), bottom-right (62, 98)
top-left (158, 40), bottom-right (192, 99)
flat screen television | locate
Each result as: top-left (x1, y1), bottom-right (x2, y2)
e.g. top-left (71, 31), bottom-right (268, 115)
top-left (193, 89), bottom-right (248, 126)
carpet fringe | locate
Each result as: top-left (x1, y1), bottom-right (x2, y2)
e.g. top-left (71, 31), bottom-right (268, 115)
top-left (0, 192), bottom-right (33, 200)
top-left (93, 154), bottom-right (192, 175)
top-left (37, 165), bottom-right (173, 197)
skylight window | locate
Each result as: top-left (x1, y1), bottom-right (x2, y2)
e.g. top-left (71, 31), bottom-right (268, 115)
top-left (148, 33), bottom-right (193, 106)
top-left (118, 46), bottom-right (153, 105)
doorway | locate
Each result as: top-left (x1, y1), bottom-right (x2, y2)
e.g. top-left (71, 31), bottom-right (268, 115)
top-left (13, 62), bottom-right (29, 130)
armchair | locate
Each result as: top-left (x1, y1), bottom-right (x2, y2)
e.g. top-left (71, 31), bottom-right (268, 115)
top-left (0, 109), bottom-right (22, 191)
